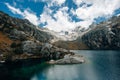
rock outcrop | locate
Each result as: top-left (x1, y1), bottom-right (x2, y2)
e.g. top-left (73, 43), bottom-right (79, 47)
top-left (82, 16), bottom-right (120, 50)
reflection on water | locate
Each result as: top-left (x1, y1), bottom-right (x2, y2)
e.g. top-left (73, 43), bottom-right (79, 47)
top-left (0, 50), bottom-right (120, 80)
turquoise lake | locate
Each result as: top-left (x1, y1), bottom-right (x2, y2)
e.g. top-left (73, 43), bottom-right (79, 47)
top-left (0, 50), bottom-right (120, 80)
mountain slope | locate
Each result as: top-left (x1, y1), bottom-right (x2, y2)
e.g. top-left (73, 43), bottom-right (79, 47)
top-left (0, 11), bottom-right (53, 42)
top-left (0, 11), bottom-right (75, 63)
top-left (82, 16), bottom-right (120, 50)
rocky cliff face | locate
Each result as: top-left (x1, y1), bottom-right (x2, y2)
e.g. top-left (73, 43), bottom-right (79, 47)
top-left (82, 16), bottom-right (120, 50)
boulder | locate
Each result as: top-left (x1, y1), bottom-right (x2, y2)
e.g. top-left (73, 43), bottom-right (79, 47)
top-left (48, 54), bottom-right (85, 64)
top-left (41, 43), bottom-right (53, 51)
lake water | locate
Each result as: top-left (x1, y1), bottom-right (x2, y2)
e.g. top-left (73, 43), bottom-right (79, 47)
top-left (0, 50), bottom-right (120, 80)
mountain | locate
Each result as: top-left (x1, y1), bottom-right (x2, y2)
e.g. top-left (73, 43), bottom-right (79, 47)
top-left (0, 11), bottom-right (75, 63)
top-left (57, 26), bottom-right (90, 41)
top-left (53, 16), bottom-right (120, 50)
top-left (52, 25), bottom-right (91, 50)
top-left (41, 25), bottom-right (90, 43)
top-left (0, 10), bottom-right (119, 63)
top-left (81, 16), bottom-right (120, 50)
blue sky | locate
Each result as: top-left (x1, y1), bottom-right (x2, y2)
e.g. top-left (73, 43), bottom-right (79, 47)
top-left (0, 0), bottom-right (120, 32)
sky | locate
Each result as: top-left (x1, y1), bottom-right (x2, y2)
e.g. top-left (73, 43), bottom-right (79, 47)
top-left (0, 0), bottom-right (120, 32)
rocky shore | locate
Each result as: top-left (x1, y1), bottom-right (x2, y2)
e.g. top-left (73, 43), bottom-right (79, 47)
top-left (48, 54), bottom-right (85, 64)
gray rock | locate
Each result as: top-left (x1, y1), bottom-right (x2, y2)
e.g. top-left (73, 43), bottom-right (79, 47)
top-left (41, 43), bottom-right (53, 51)
top-left (10, 29), bottom-right (27, 40)
top-left (22, 40), bottom-right (37, 54)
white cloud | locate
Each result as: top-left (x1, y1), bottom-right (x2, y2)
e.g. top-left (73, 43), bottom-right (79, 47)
top-left (73, 0), bottom-right (83, 6)
top-left (41, 0), bottom-right (66, 6)
top-left (52, 0), bottom-right (66, 5)
top-left (24, 9), bottom-right (39, 25)
top-left (5, 3), bottom-right (39, 25)
top-left (39, 0), bottom-right (120, 31)
top-left (5, 0), bottom-right (120, 32)
top-left (40, 6), bottom-right (76, 32)
top-left (72, 0), bottom-right (120, 27)
top-left (5, 3), bottom-right (24, 15)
